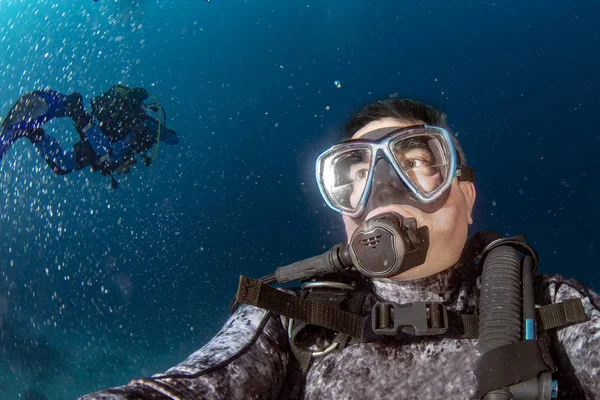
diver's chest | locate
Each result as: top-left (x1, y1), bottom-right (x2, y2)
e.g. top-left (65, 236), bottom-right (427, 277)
top-left (303, 337), bottom-right (480, 400)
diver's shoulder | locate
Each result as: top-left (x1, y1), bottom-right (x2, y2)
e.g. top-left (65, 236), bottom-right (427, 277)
top-left (537, 272), bottom-right (594, 294)
top-left (537, 273), bottom-right (600, 314)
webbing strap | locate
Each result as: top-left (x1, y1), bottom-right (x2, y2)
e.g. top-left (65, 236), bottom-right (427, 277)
top-left (458, 314), bottom-right (479, 339)
top-left (289, 343), bottom-right (313, 372)
top-left (236, 276), bottom-right (364, 339)
top-left (454, 298), bottom-right (587, 339)
top-left (474, 340), bottom-right (550, 396)
top-left (236, 276), bottom-right (587, 343)
top-left (537, 331), bottom-right (558, 373)
top-left (286, 344), bottom-right (312, 400)
top-left (536, 298), bottom-right (588, 330)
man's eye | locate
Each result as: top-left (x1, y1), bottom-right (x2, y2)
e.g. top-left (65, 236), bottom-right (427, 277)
top-left (355, 169), bottom-right (369, 180)
top-left (403, 159), bottom-right (428, 169)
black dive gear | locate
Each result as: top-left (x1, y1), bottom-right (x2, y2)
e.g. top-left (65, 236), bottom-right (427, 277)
top-left (236, 232), bottom-right (589, 400)
top-left (90, 84), bottom-right (149, 142)
top-left (349, 212), bottom-right (429, 278)
top-left (275, 212), bottom-right (428, 283)
top-left (474, 237), bottom-right (557, 400)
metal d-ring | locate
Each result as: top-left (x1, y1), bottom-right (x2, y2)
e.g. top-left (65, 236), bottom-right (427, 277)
top-left (300, 281), bottom-right (356, 291)
top-left (286, 279), bottom-right (356, 357)
top-left (287, 319), bottom-right (339, 357)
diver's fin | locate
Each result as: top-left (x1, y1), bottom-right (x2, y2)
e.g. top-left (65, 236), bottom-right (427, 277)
top-left (0, 129), bottom-right (20, 162)
top-left (1, 90), bottom-right (70, 134)
top-left (0, 90), bottom-right (70, 162)
top-left (0, 134), bottom-right (11, 161)
top-left (2, 92), bottom-right (51, 133)
top-left (0, 128), bottom-right (47, 162)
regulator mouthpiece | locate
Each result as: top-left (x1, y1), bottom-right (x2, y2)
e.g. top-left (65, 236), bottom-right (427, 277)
top-left (349, 212), bottom-right (430, 278)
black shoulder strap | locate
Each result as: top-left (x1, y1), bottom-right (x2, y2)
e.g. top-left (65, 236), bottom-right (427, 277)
top-left (236, 275), bottom-right (364, 338)
top-left (447, 298), bottom-right (588, 339)
top-left (537, 298), bottom-right (588, 330)
top-left (236, 275), bottom-right (588, 340)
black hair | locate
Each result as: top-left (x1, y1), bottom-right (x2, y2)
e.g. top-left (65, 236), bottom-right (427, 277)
top-left (345, 98), bottom-right (467, 166)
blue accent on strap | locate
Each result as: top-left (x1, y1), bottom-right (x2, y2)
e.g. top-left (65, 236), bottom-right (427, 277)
top-left (551, 380), bottom-right (558, 399)
top-left (525, 319), bottom-right (535, 340)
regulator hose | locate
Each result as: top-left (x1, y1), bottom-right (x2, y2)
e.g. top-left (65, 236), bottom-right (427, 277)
top-left (478, 245), bottom-right (522, 355)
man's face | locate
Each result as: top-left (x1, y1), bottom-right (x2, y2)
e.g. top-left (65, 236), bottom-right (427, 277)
top-left (342, 118), bottom-right (477, 280)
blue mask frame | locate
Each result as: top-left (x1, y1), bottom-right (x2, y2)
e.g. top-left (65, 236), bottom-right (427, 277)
top-left (316, 125), bottom-right (467, 218)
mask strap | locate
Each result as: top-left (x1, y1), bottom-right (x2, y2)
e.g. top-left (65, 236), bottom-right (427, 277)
top-left (457, 166), bottom-right (475, 182)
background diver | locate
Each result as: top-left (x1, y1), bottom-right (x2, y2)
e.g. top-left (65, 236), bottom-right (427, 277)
top-left (0, 85), bottom-right (179, 188)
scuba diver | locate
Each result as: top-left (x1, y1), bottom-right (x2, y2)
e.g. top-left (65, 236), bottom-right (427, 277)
top-left (80, 99), bottom-right (599, 399)
top-left (0, 85), bottom-right (179, 188)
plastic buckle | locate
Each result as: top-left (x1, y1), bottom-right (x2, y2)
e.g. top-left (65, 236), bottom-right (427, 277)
top-left (372, 301), bottom-right (448, 336)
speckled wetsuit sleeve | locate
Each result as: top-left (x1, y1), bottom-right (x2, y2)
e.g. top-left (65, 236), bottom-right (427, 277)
top-left (79, 305), bottom-right (290, 400)
top-left (540, 274), bottom-right (600, 399)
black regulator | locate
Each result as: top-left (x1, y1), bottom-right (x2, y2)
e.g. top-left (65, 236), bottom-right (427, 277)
top-left (275, 212), bottom-right (430, 283)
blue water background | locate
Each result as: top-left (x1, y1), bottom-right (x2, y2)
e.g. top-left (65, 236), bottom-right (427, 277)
top-left (0, 0), bottom-right (599, 398)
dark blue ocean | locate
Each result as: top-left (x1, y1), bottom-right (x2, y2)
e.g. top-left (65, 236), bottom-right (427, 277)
top-left (0, 0), bottom-right (598, 398)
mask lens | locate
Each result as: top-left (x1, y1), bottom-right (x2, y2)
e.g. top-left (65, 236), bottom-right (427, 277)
top-left (319, 147), bottom-right (372, 213)
top-left (389, 130), bottom-right (451, 197)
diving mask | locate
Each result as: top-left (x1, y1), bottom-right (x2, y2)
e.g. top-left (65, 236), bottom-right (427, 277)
top-left (316, 125), bottom-right (474, 219)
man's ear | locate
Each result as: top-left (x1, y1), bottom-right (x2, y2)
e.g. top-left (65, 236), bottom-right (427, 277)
top-left (459, 181), bottom-right (476, 225)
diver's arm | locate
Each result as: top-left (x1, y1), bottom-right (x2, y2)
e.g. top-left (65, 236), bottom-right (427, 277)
top-left (79, 305), bottom-right (290, 400)
top-left (540, 274), bottom-right (600, 397)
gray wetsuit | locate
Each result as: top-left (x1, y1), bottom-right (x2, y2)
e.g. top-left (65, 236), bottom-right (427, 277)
top-left (79, 261), bottom-right (600, 399)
